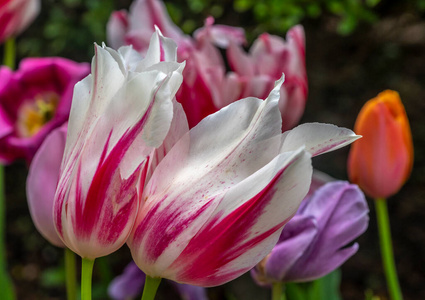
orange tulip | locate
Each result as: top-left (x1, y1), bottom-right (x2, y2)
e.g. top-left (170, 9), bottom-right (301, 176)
top-left (348, 90), bottom-right (413, 198)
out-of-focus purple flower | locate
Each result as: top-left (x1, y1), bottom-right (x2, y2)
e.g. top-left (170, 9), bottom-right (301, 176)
top-left (227, 26), bottom-right (308, 131)
top-left (108, 262), bottom-right (209, 300)
top-left (26, 125), bottom-right (66, 248)
top-left (0, 57), bottom-right (89, 164)
top-left (251, 181), bottom-right (369, 284)
top-left (0, 0), bottom-right (40, 44)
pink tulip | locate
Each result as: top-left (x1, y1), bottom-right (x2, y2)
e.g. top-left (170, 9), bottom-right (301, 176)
top-left (107, 0), bottom-right (193, 57)
top-left (26, 125), bottom-right (67, 248)
top-left (127, 77), bottom-right (360, 286)
top-left (53, 31), bottom-right (186, 259)
top-left (0, 57), bottom-right (89, 164)
top-left (0, 0), bottom-right (40, 43)
top-left (106, 0), bottom-right (247, 128)
top-left (227, 25), bottom-right (308, 131)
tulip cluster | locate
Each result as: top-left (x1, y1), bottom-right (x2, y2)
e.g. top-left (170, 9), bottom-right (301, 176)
top-left (25, 28), bottom-right (360, 293)
top-left (107, 0), bottom-right (307, 130)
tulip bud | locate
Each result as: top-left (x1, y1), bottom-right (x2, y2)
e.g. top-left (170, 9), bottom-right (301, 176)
top-left (348, 90), bottom-right (414, 198)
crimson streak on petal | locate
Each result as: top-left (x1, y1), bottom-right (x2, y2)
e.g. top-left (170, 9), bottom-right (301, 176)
top-left (170, 166), bottom-right (292, 286)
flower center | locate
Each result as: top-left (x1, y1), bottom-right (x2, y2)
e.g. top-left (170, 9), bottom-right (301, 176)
top-left (16, 92), bottom-right (59, 138)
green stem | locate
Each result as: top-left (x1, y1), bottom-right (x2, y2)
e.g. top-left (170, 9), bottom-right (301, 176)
top-left (272, 282), bottom-right (285, 300)
top-left (81, 258), bottom-right (95, 300)
top-left (375, 198), bottom-right (403, 300)
top-left (3, 38), bottom-right (16, 69)
top-left (141, 275), bottom-right (161, 300)
top-left (0, 166), bottom-right (15, 300)
top-left (65, 248), bottom-right (77, 300)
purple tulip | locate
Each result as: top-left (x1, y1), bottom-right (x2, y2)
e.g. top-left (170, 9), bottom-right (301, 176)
top-left (251, 181), bottom-right (369, 284)
top-left (0, 57), bottom-right (89, 164)
top-left (108, 262), bottom-right (209, 300)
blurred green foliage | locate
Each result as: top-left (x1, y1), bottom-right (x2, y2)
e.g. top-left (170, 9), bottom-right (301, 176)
top-left (232, 0), bottom-right (380, 36)
top-left (13, 0), bottom-right (425, 62)
top-left (18, 0), bottom-right (117, 61)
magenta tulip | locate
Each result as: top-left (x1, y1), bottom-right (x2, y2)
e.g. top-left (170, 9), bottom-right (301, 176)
top-left (0, 57), bottom-right (89, 164)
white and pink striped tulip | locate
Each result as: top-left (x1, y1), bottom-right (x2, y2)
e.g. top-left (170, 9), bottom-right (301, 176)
top-left (227, 25), bottom-right (308, 131)
top-left (127, 76), bottom-right (360, 286)
top-left (53, 30), bottom-right (185, 259)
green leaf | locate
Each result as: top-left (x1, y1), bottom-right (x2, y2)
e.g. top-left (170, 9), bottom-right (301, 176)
top-left (286, 270), bottom-right (342, 300)
top-left (307, 269), bottom-right (342, 300)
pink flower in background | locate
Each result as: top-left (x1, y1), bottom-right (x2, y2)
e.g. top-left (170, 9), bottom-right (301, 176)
top-left (127, 77), bottom-right (359, 286)
top-left (107, 0), bottom-right (193, 57)
top-left (227, 26), bottom-right (308, 131)
top-left (0, 58), bottom-right (89, 164)
top-left (53, 31), bottom-right (185, 259)
top-left (107, 0), bottom-right (252, 128)
top-left (26, 125), bottom-right (67, 248)
top-left (0, 0), bottom-right (40, 43)
top-left (107, 0), bottom-right (307, 131)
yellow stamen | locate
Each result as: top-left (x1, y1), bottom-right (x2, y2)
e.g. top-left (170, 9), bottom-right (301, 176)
top-left (16, 92), bottom-right (59, 138)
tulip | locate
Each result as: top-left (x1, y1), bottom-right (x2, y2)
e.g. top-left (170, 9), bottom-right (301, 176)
top-left (347, 90), bottom-right (413, 198)
top-left (348, 90), bottom-right (411, 300)
top-left (108, 262), bottom-right (208, 300)
top-left (127, 76), bottom-right (360, 287)
top-left (106, 0), bottom-right (193, 56)
top-left (106, 0), bottom-right (249, 128)
top-left (53, 30), bottom-right (185, 260)
top-left (0, 0), bottom-right (40, 43)
top-left (251, 181), bottom-right (369, 285)
top-left (0, 57), bottom-right (89, 164)
top-left (227, 25), bottom-right (308, 131)
top-left (26, 125), bottom-right (67, 247)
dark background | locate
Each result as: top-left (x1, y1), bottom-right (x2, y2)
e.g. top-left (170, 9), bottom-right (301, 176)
top-left (3, 0), bottom-right (425, 299)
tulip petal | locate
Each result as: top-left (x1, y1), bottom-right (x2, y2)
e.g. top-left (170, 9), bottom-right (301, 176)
top-left (285, 182), bottom-right (369, 281)
top-left (280, 123), bottom-right (360, 157)
top-left (26, 126), bottom-right (67, 247)
top-left (106, 10), bottom-right (129, 50)
top-left (227, 41), bottom-right (255, 77)
top-left (129, 81), bottom-right (286, 275)
top-left (108, 262), bottom-right (146, 300)
top-left (164, 148), bottom-right (312, 286)
top-left (261, 215), bottom-right (317, 283)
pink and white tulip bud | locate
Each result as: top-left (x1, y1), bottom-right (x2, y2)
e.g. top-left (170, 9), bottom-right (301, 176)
top-left (53, 30), bottom-right (185, 259)
top-left (0, 0), bottom-right (40, 43)
top-left (128, 76), bottom-right (360, 287)
top-left (26, 125), bottom-right (67, 248)
top-left (227, 25), bottom-right (308, 131)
